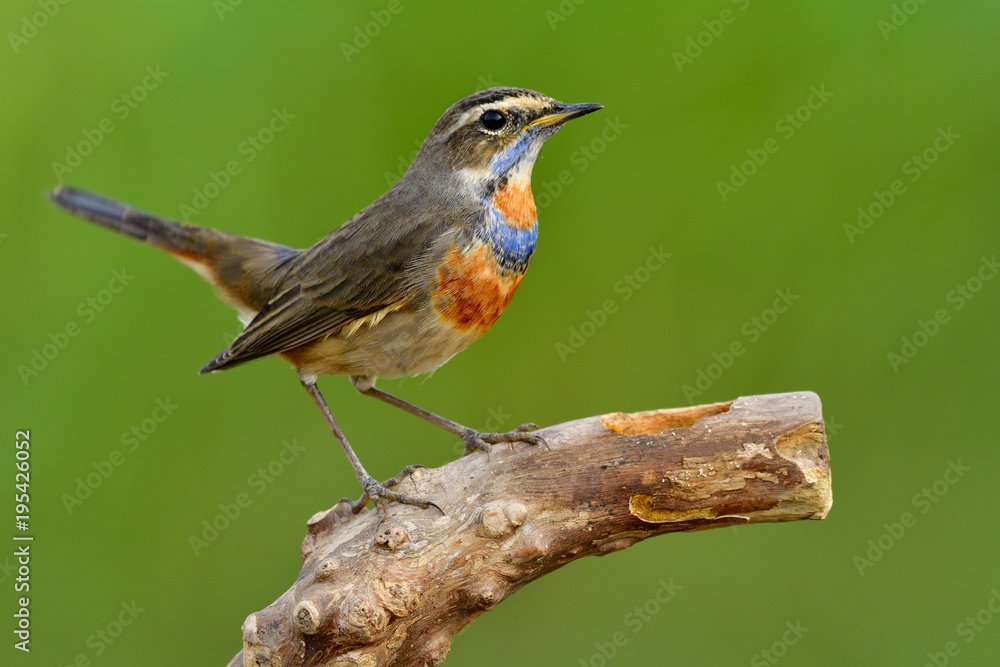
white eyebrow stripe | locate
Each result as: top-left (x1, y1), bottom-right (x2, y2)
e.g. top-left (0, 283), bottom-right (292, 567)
top-left (435, 108), bottom-right (481, 142)
top-left (435, 96), bottom-right (551, 143)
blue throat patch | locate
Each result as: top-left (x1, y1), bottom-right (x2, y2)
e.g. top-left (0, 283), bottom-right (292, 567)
top-left (473, 131), bottom-right (542, 272)
top-left (476, 207), bottom-right (538, 273)
top-left (488, 131), bottom-right (537, 176)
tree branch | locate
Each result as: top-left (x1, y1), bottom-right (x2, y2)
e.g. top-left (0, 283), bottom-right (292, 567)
top-left (228, 391), bottom-right (832, 667)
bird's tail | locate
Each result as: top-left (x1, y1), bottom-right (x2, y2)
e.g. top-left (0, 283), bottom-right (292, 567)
top-left (48, 186), bottom-right (298, 314)
top-left (49, 186), bottom-right (221, 258)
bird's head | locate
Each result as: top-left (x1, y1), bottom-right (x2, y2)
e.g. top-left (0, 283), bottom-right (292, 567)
top-left (408, 87), bottom-right (602, 193)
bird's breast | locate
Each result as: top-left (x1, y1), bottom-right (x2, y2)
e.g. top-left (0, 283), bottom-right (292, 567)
top-left (432, 241), bottom-right (525, 335)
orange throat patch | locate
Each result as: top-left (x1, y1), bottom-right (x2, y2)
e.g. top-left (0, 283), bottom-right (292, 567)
top-left (493, 180), bottom-right (537, 229)
top-left (433, 244), bottom-right (524, 334)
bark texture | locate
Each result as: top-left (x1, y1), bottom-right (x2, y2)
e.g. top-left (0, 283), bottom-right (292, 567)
top-left (228, 391), bottom-right (832, 667)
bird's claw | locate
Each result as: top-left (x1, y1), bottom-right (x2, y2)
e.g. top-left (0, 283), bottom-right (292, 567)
top-left (349, 466), bottom-right (442, 516)
top-left (461, 423), bottom-right (547, 457)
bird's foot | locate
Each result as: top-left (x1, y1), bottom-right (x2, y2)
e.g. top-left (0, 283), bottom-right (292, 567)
top-left (461, 423), bottom-right (547, 457)
top-left (344, 465), bottom-right (443, 516)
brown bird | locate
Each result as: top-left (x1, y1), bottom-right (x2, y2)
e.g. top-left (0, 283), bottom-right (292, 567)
top-left (49, 87), bottom-right (602, 514)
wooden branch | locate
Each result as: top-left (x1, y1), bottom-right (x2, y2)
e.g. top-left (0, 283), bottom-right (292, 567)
top-left (228, 391), bottom-right (832, 667)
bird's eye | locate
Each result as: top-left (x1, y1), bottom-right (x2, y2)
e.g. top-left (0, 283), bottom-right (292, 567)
top-left (480, 110), bottom-right (506, 131)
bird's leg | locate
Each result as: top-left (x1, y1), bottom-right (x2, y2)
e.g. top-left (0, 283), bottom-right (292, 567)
top-left (350, 376), bottom-right (546, 457)
top-left (301, 379), bottom-right (441, 515)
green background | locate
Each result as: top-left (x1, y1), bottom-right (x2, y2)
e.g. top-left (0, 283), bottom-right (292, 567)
top-left (2, 1), bottom-right (998, 665)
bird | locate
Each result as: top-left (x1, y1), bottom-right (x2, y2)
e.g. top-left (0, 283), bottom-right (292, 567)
top-left (49, 87), bottom-right (602, 514)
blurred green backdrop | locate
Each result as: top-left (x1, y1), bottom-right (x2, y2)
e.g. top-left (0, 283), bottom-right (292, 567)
top-left (2, 1), bottom-right (999, 665)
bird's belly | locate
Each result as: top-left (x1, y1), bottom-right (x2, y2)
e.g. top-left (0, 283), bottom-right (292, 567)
top-left (282, 307), bottom-right (484, 379)
top-left (282, 240), bottom-right (526, 380)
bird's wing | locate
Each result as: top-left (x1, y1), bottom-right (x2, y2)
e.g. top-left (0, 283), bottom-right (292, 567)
top-left (200, 210), bottom-right (454, 373)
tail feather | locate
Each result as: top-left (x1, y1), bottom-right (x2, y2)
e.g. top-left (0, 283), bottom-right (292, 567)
top-left (49, 185), bottom-right (206, 255)
top-left (49, 185), bottom-right (300, 316)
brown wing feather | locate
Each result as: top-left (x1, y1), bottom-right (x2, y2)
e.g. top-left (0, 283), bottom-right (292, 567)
top-left (200, 197), bottom-right (461, 374)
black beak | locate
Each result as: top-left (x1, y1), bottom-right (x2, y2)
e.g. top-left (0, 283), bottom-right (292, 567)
top-left (529, 102), bottom-right (603, 128)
